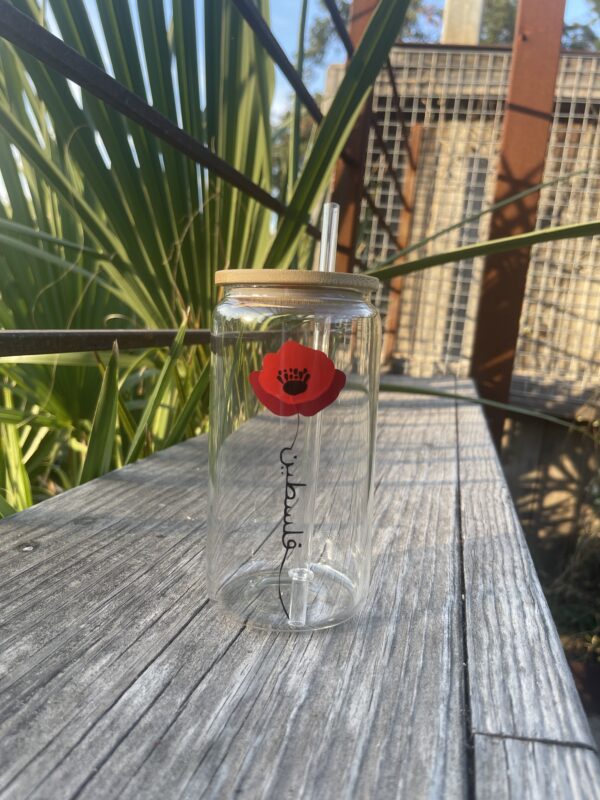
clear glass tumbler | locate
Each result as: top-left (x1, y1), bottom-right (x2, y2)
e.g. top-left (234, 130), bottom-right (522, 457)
top-left (208, 270), bottom-right (381, 631)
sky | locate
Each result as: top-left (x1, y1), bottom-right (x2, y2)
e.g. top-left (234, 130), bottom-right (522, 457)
top-left (3, 0), bottom-right (597, 206)
top-left (49, 0), bottom-right (600, 126)
top-left (269, 0), bottom-right (600, 121)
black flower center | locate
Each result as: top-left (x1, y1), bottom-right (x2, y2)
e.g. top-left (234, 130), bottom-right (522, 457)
top-left (277, 367), bottom-right (310, 395)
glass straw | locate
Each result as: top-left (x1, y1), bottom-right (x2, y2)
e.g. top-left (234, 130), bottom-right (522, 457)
top-left (288, 203), bottom-right (339, 627)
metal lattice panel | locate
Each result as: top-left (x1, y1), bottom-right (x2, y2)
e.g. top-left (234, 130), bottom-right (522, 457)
top-left (361, 45), bottom-right (600, 412)
top-left (511, 53), bottom-right (600, 412)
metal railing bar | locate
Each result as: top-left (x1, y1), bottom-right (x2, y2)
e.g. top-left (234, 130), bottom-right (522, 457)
top-left (0, 329), bottom-right (211, 357)
top-left (231, 0), bottom-right (323, 123)
top-left (322, 0), bottom-right (355, 55)
top-left (230, 0), bottom-right (362, 171)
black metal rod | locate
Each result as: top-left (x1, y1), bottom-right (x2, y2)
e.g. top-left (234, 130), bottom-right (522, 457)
top-left (321, 0), bottom-right (411, 199)
top-left (231, 0), bottom-right (361, 170)
top-left (370, 121), bottom-right (410, 209)
top-left (0, 330), bottom-right (211, 357)
top-left (231, 0), bottom-right (323, 123)
top-left (384, 59), bottom-right (415, 166)
top-left (0, 1), bottom-right (286, 217)
top-left (0, 2), bottom-right (370, 252)
top-left (322, 0), bottom-right (355, 55)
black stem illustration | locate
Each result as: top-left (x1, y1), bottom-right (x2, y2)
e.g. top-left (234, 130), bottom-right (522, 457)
top-left (278, 413), bottom-right (301, 619)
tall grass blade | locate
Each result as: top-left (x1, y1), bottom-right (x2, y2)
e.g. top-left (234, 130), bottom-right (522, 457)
top-left (0, 387), bottom-right (33, 510)
top-left (373, 168), bottom-right (593, 267)
top-left (379, 381), bottom-right (587, 437)
top-left (162, 361), bottom-right (209, 449)
top-left (80, 342), bottom-right (119, 484)
top-left (125, 318), bottom-right (188, 464)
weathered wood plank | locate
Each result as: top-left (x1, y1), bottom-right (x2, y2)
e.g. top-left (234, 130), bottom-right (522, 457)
top-left (455, 380), bottom-right (595, 748)
top-left (474, 734), bottom-right (600, 799)
top-left (0, 390), bottom-right (466, 799)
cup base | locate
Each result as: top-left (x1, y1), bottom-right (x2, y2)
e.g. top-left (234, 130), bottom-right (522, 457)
top-left (214, 563), bottom-right (362, 632)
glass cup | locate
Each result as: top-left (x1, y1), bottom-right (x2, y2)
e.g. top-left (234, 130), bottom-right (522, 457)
top-left (207, 270), bottom-right (381, 631)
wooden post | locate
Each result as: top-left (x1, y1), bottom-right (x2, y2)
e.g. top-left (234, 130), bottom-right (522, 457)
top-left (381, 124), bottom-right (423, 365)
top-left (331, 0), bottom-right (378, 273)
top-left (470, 0), bottom-right (566, 443)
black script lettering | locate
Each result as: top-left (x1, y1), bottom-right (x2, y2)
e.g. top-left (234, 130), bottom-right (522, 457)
top-left (279, 446), bottom-right (305, 554)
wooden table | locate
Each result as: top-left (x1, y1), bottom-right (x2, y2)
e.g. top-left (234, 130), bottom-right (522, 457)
top-left (1, 380), bottom-right (598, 799)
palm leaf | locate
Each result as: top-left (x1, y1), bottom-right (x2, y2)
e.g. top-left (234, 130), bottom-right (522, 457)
top-left (0, 387), bottom-right (33, 510)
top-left (0, 102), bottom-right (126, 260)
top-left (367, 220), bottom-right (600, 280)
top-left (264, 0), bottom-right (411, 268)
top-left (0, 218), bottom-right (107, 256)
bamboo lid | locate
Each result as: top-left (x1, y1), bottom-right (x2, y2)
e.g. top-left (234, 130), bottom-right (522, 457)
top-left (215, 269), bottom-right (379, 293)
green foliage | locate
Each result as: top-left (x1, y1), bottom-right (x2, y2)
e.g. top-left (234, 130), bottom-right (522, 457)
top-left (0, 0), bottom-right (277, 502)
top-left (0, 0), bottom-right (598, 516)
top-left (563, 22), bottom-right (600, 51)
top-left (0, 0), bottom-right (411, 508)
top-left (125, 319), bottom-right (188, 464)
top-left (480, 0), bottom-right (600, 50)
top-left (401, 0), bottom-right (443, 42)
top-left (264, 0), bottom-right (412, 268)
top-left (303, 0), bottom-right (442, 79)
top-left (479, 0), bottom-right (517, 45)
top-left (0, 493), bottom-right (17, 519)
top-left (79, 342), bottom-right (119, 484)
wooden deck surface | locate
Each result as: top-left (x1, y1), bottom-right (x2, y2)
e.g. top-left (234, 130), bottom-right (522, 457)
top-left (0, 379), bottom-right (597, 798)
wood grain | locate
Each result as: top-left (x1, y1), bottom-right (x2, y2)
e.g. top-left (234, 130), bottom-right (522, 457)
top-left (0, 380), bottom-right (596, 799)
top-left (455, 379), bottom-right (596, 747)
top-left (0, 389), bottom-right (465, 799)
top-left (474, 734), bottom-right (600, 799)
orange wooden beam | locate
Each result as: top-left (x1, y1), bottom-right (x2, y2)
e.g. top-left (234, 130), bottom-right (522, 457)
top-left (470, 0), bottom-right (566, 443)
top-left (331, 0), bottom-right (379, 273)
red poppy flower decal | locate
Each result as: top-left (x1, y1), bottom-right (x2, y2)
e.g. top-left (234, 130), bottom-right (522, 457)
top-left (249, 340), bottom-right (346, 417)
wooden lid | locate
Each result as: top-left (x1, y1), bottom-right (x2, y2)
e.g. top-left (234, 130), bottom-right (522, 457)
top-left (215, 269), bottom-right (379, 293)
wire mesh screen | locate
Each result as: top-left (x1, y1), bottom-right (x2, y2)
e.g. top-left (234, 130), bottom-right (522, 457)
top-left (360, 45), bottom-right (600, 413)
top-left (511, 53), bottom-right (600, 412)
